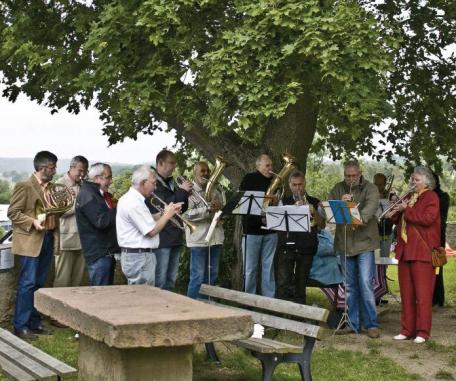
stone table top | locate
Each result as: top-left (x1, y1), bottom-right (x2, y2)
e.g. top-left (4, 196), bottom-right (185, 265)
top-left (35, 285), bottom-right (253, 348)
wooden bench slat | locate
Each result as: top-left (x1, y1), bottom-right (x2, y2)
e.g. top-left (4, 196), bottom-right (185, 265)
top-left (200, 285), bottom-right (329, 323)
top-left (234, 337), bottom-right (302, 354)
top-left (0, 353), bottom-right (36, 381)
top-left (0, 329), bottom-right (77, 378)
top-left (0, 341), bottom-right (57, 381)
top-left (204, 300), bottom-right (325, 340)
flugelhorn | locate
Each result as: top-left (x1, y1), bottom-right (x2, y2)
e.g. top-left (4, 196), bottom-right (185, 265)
top-left (150, 192), bottom-right (197, 234)
top-left (176, 175), bottom-right (210, 208)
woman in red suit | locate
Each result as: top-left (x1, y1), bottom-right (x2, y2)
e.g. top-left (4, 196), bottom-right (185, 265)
top-left (386, 166), bottom-right (440, 344)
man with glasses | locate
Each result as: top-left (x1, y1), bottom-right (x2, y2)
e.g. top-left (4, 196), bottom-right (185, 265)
top-left (76, 163), bottom-right (119, 286)
top-left (149, 150), bottom-right (191, 291)
top-left (329, 159), bottom-right (380, 338)
top-left (8, 151), bottom-right (59, 340)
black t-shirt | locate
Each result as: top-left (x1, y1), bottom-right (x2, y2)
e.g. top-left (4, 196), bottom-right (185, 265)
top-left (239, 171), bottom-right (274, 235)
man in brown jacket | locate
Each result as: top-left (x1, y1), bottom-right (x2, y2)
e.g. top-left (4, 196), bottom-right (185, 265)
top-left (54, 156), bottom-right (89, 289)
top-left (7, 151), bottom-right (59, 340)
top-left (329, 159), bottom-right (380, 338)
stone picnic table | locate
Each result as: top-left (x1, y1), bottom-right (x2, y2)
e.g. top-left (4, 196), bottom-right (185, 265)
top-left (35, 285), bottom-right (253, 381)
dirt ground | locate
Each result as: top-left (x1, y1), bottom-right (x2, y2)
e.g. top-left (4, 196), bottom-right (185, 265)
top-left (322, 296), bottom-right (456, 380)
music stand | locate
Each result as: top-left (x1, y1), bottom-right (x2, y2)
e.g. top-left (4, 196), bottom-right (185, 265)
top-left (265, 205), bottom-right (311, 234)
top-left (323, 200), bottom-right (362, 334)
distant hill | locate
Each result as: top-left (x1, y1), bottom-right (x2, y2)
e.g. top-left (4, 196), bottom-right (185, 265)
top-left (0, 157), bottom-right (134, 180)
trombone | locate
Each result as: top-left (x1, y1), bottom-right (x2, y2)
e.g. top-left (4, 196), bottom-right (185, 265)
top-left (150, 192), bottom-right (197, 234)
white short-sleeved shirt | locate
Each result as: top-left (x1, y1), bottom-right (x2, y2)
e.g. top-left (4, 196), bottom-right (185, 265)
top-left (116, 187), bottom-right (159, 249)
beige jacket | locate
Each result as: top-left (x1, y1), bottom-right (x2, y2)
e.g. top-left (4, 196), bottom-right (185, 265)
top-left (183, 182), bottom-right (224, 247)
top-left (56, 173), bottom-right (82, 251)
top-left (7, 175), bottom-right (60, 257)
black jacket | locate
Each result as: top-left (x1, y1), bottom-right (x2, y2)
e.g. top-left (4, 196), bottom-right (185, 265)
top-left (147, 173), bottom-right (189, 248)
top-left (239, 171), bottom-right (275, 235)
top-left (75, 181), bottom-right (119, 264)
top-left (278, 193), bottom-right (319, 254)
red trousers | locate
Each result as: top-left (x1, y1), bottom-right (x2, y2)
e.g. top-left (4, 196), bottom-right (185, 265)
top-left (398, 261), bottom-right (436, 339)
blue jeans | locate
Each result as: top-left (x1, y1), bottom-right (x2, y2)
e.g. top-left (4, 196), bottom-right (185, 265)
top-left (342, 251), bottom-right (379, 332)
top-left (87, 255), bottom-right (115, 286)
top-left (242, 234), bottom-right (278, 297)
top-left (13, 232), bottom-right (54, 331)
top-left (155, 246), bottom-right (181, 290)
top-left (187, 245), bottom-right (222, 299)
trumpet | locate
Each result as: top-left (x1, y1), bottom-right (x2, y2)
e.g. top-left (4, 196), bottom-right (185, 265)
top-left (379, 186), bottom-right (415, 219)
top-left (294, 192), bottom-right (318, 227)
top-left (176, 175), bottom-right (210, 208)
top-left (150, 192), bottom-right (197, 234)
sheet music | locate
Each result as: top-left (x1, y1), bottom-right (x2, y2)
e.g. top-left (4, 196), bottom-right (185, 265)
top-left (232, 191), bottom-right (264, 216)
top-left (322, 200), bottom-right (362, 225)
top-left (265, 205), bottom-right (310, 232)
top-left (204, 211), bottom-right (223, 243)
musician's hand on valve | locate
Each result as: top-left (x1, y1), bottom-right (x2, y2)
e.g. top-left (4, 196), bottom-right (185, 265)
top-left (178, 180), bottom-right (193, 193)
top-left (342, 194), bottom-right (352, 202)
top-left (164, 202), bottom-right (183, 217)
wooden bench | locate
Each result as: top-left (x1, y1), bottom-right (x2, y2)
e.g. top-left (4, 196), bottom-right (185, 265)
top-left (0, 328), bottom-right (77, 381)
top-left (199, 284), bottom-right (329, 381)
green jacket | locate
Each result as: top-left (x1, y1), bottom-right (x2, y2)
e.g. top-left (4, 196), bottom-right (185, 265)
top-left (328, 177), bottom-right (380, 256)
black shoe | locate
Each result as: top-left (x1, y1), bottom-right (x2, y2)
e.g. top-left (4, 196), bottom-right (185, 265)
top-left (14, 328), bottom-right (38, 341)
top-left (30, 325), bottom-right (53, 336)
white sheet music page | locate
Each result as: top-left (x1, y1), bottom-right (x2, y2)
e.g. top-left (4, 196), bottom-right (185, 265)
top-left (265, 205), bottom-right (310, 232)
top-left (232, 191), bottom-right (264, 216)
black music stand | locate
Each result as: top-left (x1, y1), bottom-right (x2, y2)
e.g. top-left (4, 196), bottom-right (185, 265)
top-left (322, 200), bottom-right (362, 334)
top-left (265, 205), bottom-right (311, 235)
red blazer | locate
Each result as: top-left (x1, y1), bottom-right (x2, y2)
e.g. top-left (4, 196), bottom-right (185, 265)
top-left (392, 190), bottom-right (441, 263)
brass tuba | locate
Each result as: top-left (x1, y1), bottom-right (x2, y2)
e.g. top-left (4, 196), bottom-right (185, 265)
top-left (205, 156), bottom-right (227, 204)
top-left (263, 153), bottom-right (297, 208)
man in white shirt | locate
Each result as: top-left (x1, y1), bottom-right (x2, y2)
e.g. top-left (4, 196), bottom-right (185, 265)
top-left (116, 166), bottom-right (182, 285)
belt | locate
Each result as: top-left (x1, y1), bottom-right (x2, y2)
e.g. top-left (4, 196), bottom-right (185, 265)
top-left (121, 248), bottom-right (154, 253)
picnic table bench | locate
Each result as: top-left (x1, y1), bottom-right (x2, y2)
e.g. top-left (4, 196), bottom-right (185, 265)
top-left (0, 327), bottom-right (77, 381)
top-left (199, 284), bottom-right (329, 381)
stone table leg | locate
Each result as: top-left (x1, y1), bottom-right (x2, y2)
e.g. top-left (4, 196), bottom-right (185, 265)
top-left (78, 334), bottom-right (193, 381)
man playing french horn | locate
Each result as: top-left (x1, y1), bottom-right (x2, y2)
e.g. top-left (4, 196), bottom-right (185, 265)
top-left (8, 151), bottom-right (61, 340)
top-left (276, 170), bottom-right (325, 304)
top-left (183, 161), bottom-right (225, 299)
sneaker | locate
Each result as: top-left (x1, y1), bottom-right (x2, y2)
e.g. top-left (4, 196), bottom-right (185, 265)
top-left (394, 334), bottom-right (409, 341)
top-left (367, 328), bottom-right (380, 339)
top-left (413, 336), bottom-right (426, 344)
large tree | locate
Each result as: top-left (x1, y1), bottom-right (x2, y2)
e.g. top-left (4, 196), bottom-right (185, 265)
top-left (0, 0), bottom-right (454, 183)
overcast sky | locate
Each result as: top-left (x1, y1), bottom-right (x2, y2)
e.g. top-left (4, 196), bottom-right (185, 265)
top-left (0, 92), bottom-right (176, 165)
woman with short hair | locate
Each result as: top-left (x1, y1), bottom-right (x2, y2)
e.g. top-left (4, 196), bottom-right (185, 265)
top-left (386, 166), bottom-right (440, 343)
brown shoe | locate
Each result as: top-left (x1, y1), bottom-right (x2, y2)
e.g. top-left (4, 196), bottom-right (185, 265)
top-left (15, 328), bottom-right (38, 341)
top-left (367, 328), bottom-right (380, 339)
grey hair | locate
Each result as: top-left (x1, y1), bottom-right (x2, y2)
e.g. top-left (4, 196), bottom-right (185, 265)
top-left (411, 166), bottom-right (436, 190)
top-left (343, 159), bottom-right (360, 170)
top-left (132, 166), bottom-right (155, 186)
top-left (288, 170), bottom-right (305, 182)
top-left (88, 163), bottom-right (110, 180)
top-left (255, 154), bottom-right (270, 167)
top-left (70, 155), bottom-right (89, 168)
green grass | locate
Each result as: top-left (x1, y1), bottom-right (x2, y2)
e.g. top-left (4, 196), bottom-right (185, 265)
top-left (2, 258), bottom-right (455, 381)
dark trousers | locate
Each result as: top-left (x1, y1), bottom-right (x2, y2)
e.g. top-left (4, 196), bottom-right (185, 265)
top-left (14, 232), bottom-right (54, 331)
top-left (276, 249), bottom-right (314, 304)
top-left (87, 255), bottom-right (115, 286)
top-left (433, 267), bottom-right (444, 306)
